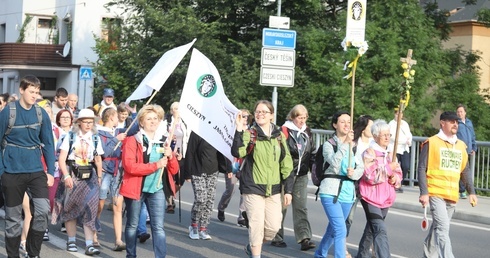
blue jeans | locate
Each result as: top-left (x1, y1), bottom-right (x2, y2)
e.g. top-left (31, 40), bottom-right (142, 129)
top-left (314, 196), bottom-right (352, 258)
top-left (125, 190), bottom-right (166, 258)
top-left (137, 202), bottom-right (148, 236)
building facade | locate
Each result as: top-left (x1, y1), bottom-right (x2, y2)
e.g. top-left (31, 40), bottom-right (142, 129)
top-left (0, 0), bottom-right (124, 108)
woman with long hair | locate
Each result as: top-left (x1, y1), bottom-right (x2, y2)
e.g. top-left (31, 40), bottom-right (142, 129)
top-left (94, 107), bottom-right (127, 251)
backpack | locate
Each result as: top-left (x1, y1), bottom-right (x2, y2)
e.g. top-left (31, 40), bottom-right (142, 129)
top-left (2, 102), bottom-right (43, 148)
top-left (311, 138), bottom-right (336, 187)
top-left (311, 137), bottom-right (357, 201)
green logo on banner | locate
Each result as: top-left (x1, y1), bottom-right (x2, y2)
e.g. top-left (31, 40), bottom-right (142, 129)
top-left (197, 74), bottom-right (217, 98)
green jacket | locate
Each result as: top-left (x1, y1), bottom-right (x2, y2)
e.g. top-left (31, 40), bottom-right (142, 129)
top-left (231, 124), bottom-right (294, 196)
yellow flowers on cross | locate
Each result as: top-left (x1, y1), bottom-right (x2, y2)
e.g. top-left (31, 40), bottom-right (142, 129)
top-left (401, 61), bottom-right (415, 89)
top-left (399, 49), bottom-right (417, 108)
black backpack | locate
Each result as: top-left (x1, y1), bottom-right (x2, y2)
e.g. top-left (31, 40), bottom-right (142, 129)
top-left (311, 138), bottom-right (336, 187)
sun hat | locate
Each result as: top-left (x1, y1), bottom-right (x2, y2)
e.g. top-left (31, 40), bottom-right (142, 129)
top-left (75, 109), bottom-right (96, 122)
top-left (103, 88), bottom-right (115, 97)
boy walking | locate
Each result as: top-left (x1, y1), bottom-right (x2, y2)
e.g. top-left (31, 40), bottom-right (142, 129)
top-left (0, 75), bottom-right (55, 258)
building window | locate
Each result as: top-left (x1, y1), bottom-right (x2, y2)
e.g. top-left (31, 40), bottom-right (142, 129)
top-left (38, 18), bottom-right (53, 29)
top-left (101, 17), bottom-right (121, 49)
top-left (38, 77), bottom-right (57, 91)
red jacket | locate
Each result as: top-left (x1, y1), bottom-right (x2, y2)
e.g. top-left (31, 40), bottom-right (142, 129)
top-left (120, 135), bottom-right (179, 200)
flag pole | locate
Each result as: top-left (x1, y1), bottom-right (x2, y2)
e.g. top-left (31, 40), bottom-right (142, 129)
top-left (113, 90), bottom-right (160, 150)
top-left (156, 121), bottom-right (176, 188)
top-left (348, 55), bottom-right (358, 167)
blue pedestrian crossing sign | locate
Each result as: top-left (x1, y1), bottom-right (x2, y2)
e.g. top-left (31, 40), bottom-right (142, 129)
top-left (80, 67), bottom-right (93, 80)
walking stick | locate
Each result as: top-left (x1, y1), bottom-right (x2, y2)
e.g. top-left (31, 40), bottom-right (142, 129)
top-left (178, 169), bottom-right (182, 223)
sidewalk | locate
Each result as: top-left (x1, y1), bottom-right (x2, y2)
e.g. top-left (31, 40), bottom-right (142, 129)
top-left (390, 186), bottom-right (490, 225)
top-left (307, 185), bottom-right (490, 225)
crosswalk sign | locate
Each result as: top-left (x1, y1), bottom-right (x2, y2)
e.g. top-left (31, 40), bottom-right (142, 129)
top-left (80, 67), bottom-right (93, 80)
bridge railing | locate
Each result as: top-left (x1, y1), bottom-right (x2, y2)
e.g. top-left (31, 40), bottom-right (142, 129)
top-left (311, 129), bottom-right (489, 193)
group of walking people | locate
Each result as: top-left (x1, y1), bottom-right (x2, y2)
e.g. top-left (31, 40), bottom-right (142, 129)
top-left (0, 74), bottom-right (479, 258)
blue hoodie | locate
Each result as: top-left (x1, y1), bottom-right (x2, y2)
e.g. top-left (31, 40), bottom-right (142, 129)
top-left (457, 118), bottom-right (476, 154)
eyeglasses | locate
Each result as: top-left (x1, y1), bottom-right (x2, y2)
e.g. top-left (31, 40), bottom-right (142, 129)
top-left (379, 134), bottom-right (391, 138)
top-left (60, 116), bottom-right (71, 120)
top-left (255, 110), bottom-right (271, 115)
top-left (80, 121), bottom-right (94, 125)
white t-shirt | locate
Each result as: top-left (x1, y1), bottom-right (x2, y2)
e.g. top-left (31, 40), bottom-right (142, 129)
top-left (388, 119), bottom-right (412, 154)
top-left (59, 131), bottom-right (105, 166)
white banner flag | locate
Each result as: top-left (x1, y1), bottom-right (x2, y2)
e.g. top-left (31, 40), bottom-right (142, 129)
top-left (346, 0), bottom-right (367, 43)
top-left (179, 48), bottom-right (239, 161)
top-left (126, 39), bottom-right (197, 103)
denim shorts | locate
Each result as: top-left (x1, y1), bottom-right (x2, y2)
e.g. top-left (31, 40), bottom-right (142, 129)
top-left (99, 172), bottom-right (114, 200)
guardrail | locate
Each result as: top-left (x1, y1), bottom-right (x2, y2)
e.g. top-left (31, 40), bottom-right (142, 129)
top-left (311, 129), bottom-right (489, 193)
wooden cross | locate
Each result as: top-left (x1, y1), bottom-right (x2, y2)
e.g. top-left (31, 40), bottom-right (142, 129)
top-left (400, 49), bottom-right (417, 68)
top-left (393, 49), bottom-right (417, 161)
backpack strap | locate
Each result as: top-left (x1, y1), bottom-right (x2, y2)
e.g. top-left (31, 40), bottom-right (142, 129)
top-left (246, 128), bottom-right (257, 155)
top-left (67, 131), bottom-right (75, 157)
top-left (92, 134), bottom-right (99, 156)
top-left (34, 104), bottom-right (43, 127)
top-left (5, 102), bottom-right (17, 137)
top-left (281, 126), bottom-right (289, 139)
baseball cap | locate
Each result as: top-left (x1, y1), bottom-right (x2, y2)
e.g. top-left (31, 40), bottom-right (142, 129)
top-left (103, 88), bottom-right (115, 97)
top-left (440, 111), bottom-right (459, 121)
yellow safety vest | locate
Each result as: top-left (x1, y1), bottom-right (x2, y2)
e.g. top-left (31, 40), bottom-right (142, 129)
top-left (424, 136), bottom-right (468, 202)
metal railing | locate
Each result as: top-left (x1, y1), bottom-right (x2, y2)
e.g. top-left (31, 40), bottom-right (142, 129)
top-left (311, 129), bottom-right (489, 193)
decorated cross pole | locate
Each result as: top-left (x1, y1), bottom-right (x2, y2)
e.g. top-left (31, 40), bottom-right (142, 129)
top-left (392, 49), bottom-right (417, 161)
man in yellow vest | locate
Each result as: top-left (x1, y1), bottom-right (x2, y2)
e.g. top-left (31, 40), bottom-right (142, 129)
top-left (418, 111), bottom-right (478, 258)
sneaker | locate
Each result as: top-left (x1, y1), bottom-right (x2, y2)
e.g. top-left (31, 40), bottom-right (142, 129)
top-left (237, 220), bottom-right (247, 227)
top-left (271, 241), bottom-right (287, 248)
top-left (241, 211), bottom-right (250, 228)
top-left (66, 241), bottom-right (78, 252)
top-left (244, 244), bottom-right (252, 258)
top-left (60, 223), bottom-right (66, 232)
top-left (43, 229), bottom-right (49, 241)
top-left (217, 210), bottom-right (225, 222)
top-left (188, 226), bottom-right (199, 240)
top-left (19, 243), bottom-right (28, 258)
top-left (85, 245), bottom-right (100, 256)
top-left (199, 229), bottom-right (212, 240)
top-left (138, 233), bottom-right (151, 243)
top-left (300, 239), bottom-right (316, 251)
top-left (460, 192), bottom-right (467, 199)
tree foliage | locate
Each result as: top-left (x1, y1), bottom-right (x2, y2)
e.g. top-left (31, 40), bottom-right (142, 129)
top-left (93, 0), bottom-right (490, 140)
